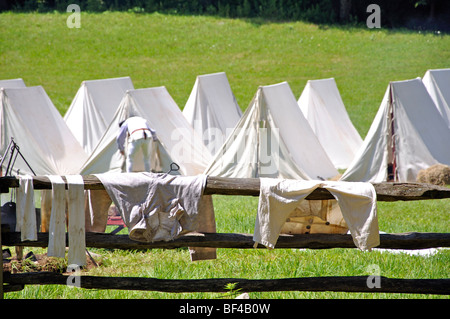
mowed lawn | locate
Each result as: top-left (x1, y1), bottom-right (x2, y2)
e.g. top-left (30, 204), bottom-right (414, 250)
top-left (0, 12), bottom-right (449, 299)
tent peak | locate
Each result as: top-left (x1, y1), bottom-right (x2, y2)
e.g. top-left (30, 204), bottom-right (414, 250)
top-left (389, 77), bottom-right (422, 85)
top-left (82, 76), bottom-right (132, 84)
top-left (307, 77), bottom-right (335, 83)
top-left (197, 71), bottom-right (227, 79)
top-left (260, 81), bottom-right (289, 89)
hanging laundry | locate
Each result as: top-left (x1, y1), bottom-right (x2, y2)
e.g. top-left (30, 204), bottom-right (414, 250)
top-left (47, 175), bottom-right (66, 258)
top-left (16, 175), bottom-right (37, 241)
top-left (66, 175), bottom-right (86, 267)
top-left (254, 178), bottom-right (379, 251)
top-left (96, 172), bottom-right (216, 261)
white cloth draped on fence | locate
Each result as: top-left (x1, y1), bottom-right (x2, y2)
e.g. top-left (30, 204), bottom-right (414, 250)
top-left (16, 175), bottom-right (37, 242)
top-left (46, 175), bottom-right (86, 266)
top-left (254, 178), bottom-right (380, 251)
top-left (95, 172), bottom-right (216, 261)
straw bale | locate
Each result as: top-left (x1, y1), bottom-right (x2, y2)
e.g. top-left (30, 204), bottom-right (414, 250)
top-left (416, 164), bottom-right (450, 186)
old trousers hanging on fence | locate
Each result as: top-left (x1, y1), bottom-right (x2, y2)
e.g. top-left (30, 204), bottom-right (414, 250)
top-left (254, 178), bottom-right (379, 251)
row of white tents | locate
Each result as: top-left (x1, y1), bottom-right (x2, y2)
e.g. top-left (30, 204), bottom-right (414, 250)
top-left (1, 69), bottom-right (449, 184)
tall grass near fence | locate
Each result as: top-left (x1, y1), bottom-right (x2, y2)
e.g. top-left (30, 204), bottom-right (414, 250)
top-left (1, 12), bottom-right (449, 299)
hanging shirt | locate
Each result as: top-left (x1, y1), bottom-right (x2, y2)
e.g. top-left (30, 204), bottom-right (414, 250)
top-left (95, 172), bottom-right (217, 261)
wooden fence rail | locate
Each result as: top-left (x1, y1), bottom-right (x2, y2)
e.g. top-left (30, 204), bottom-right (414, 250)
top-left (2, 231), bottom-right (450, 250)
top-left (1, 175), bottom-right (450, 201)
top-left (3, 272), bottom-right (450, 295)
top-left (1, 176), bottom-right (449, 297)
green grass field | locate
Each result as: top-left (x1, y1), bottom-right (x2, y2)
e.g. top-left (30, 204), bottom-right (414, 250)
top-left (1, 12), bottom-right (449, 299)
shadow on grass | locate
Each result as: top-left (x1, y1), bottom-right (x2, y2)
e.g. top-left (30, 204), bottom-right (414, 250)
top-left (2, 2), bottom-right (450, 34)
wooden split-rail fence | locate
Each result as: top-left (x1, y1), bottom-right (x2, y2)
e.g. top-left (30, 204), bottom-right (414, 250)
top-left (1, 175), bottom-right (450, 297)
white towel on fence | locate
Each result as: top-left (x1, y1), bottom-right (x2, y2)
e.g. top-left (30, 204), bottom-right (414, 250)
top-left (16, 175), bottom-right (37, 241)
top-left (66, 175), bottom-right (86, 267)
top-left (46, 175), bottom-right (87, 266)
top-left (254, 178), bottom-right (379, 251)
top-left (47, 175), bottom-right (66, 258)
top-left (95, 172), bottom-right (216, 261)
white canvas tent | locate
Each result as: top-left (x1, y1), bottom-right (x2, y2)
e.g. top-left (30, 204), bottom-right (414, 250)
top-left (205, 82), bottom-right (348, 236)
top-left (64, 77), bottom-right (134, 154)
top-left (80, 86), bottom-right (212, 176)
top-left (341, 78), bottom-right (450, 183)
top-left (183, 72), bottom-right (242, 155)
top-left (0, 86), bottom-right (88, 176)
top-left (0, 78), bottom-right (26, 88)
top-left (204, 82), bottom-right (339, 180)
top-left (422, 68), bottom-right (450, 128)
top-left (298, 78), bottom-right (363, 169)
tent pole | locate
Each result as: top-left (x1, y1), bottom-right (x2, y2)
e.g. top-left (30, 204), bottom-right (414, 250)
top-left (388, 84), bottom-right (398, 182)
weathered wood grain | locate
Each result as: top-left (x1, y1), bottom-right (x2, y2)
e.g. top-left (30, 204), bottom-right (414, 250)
top-left (3, 272), bottom-right (449, 294)
top-left (2, 231), bottom-right (449, 250)
top-left (1, 175), bottom-right (449, 201)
